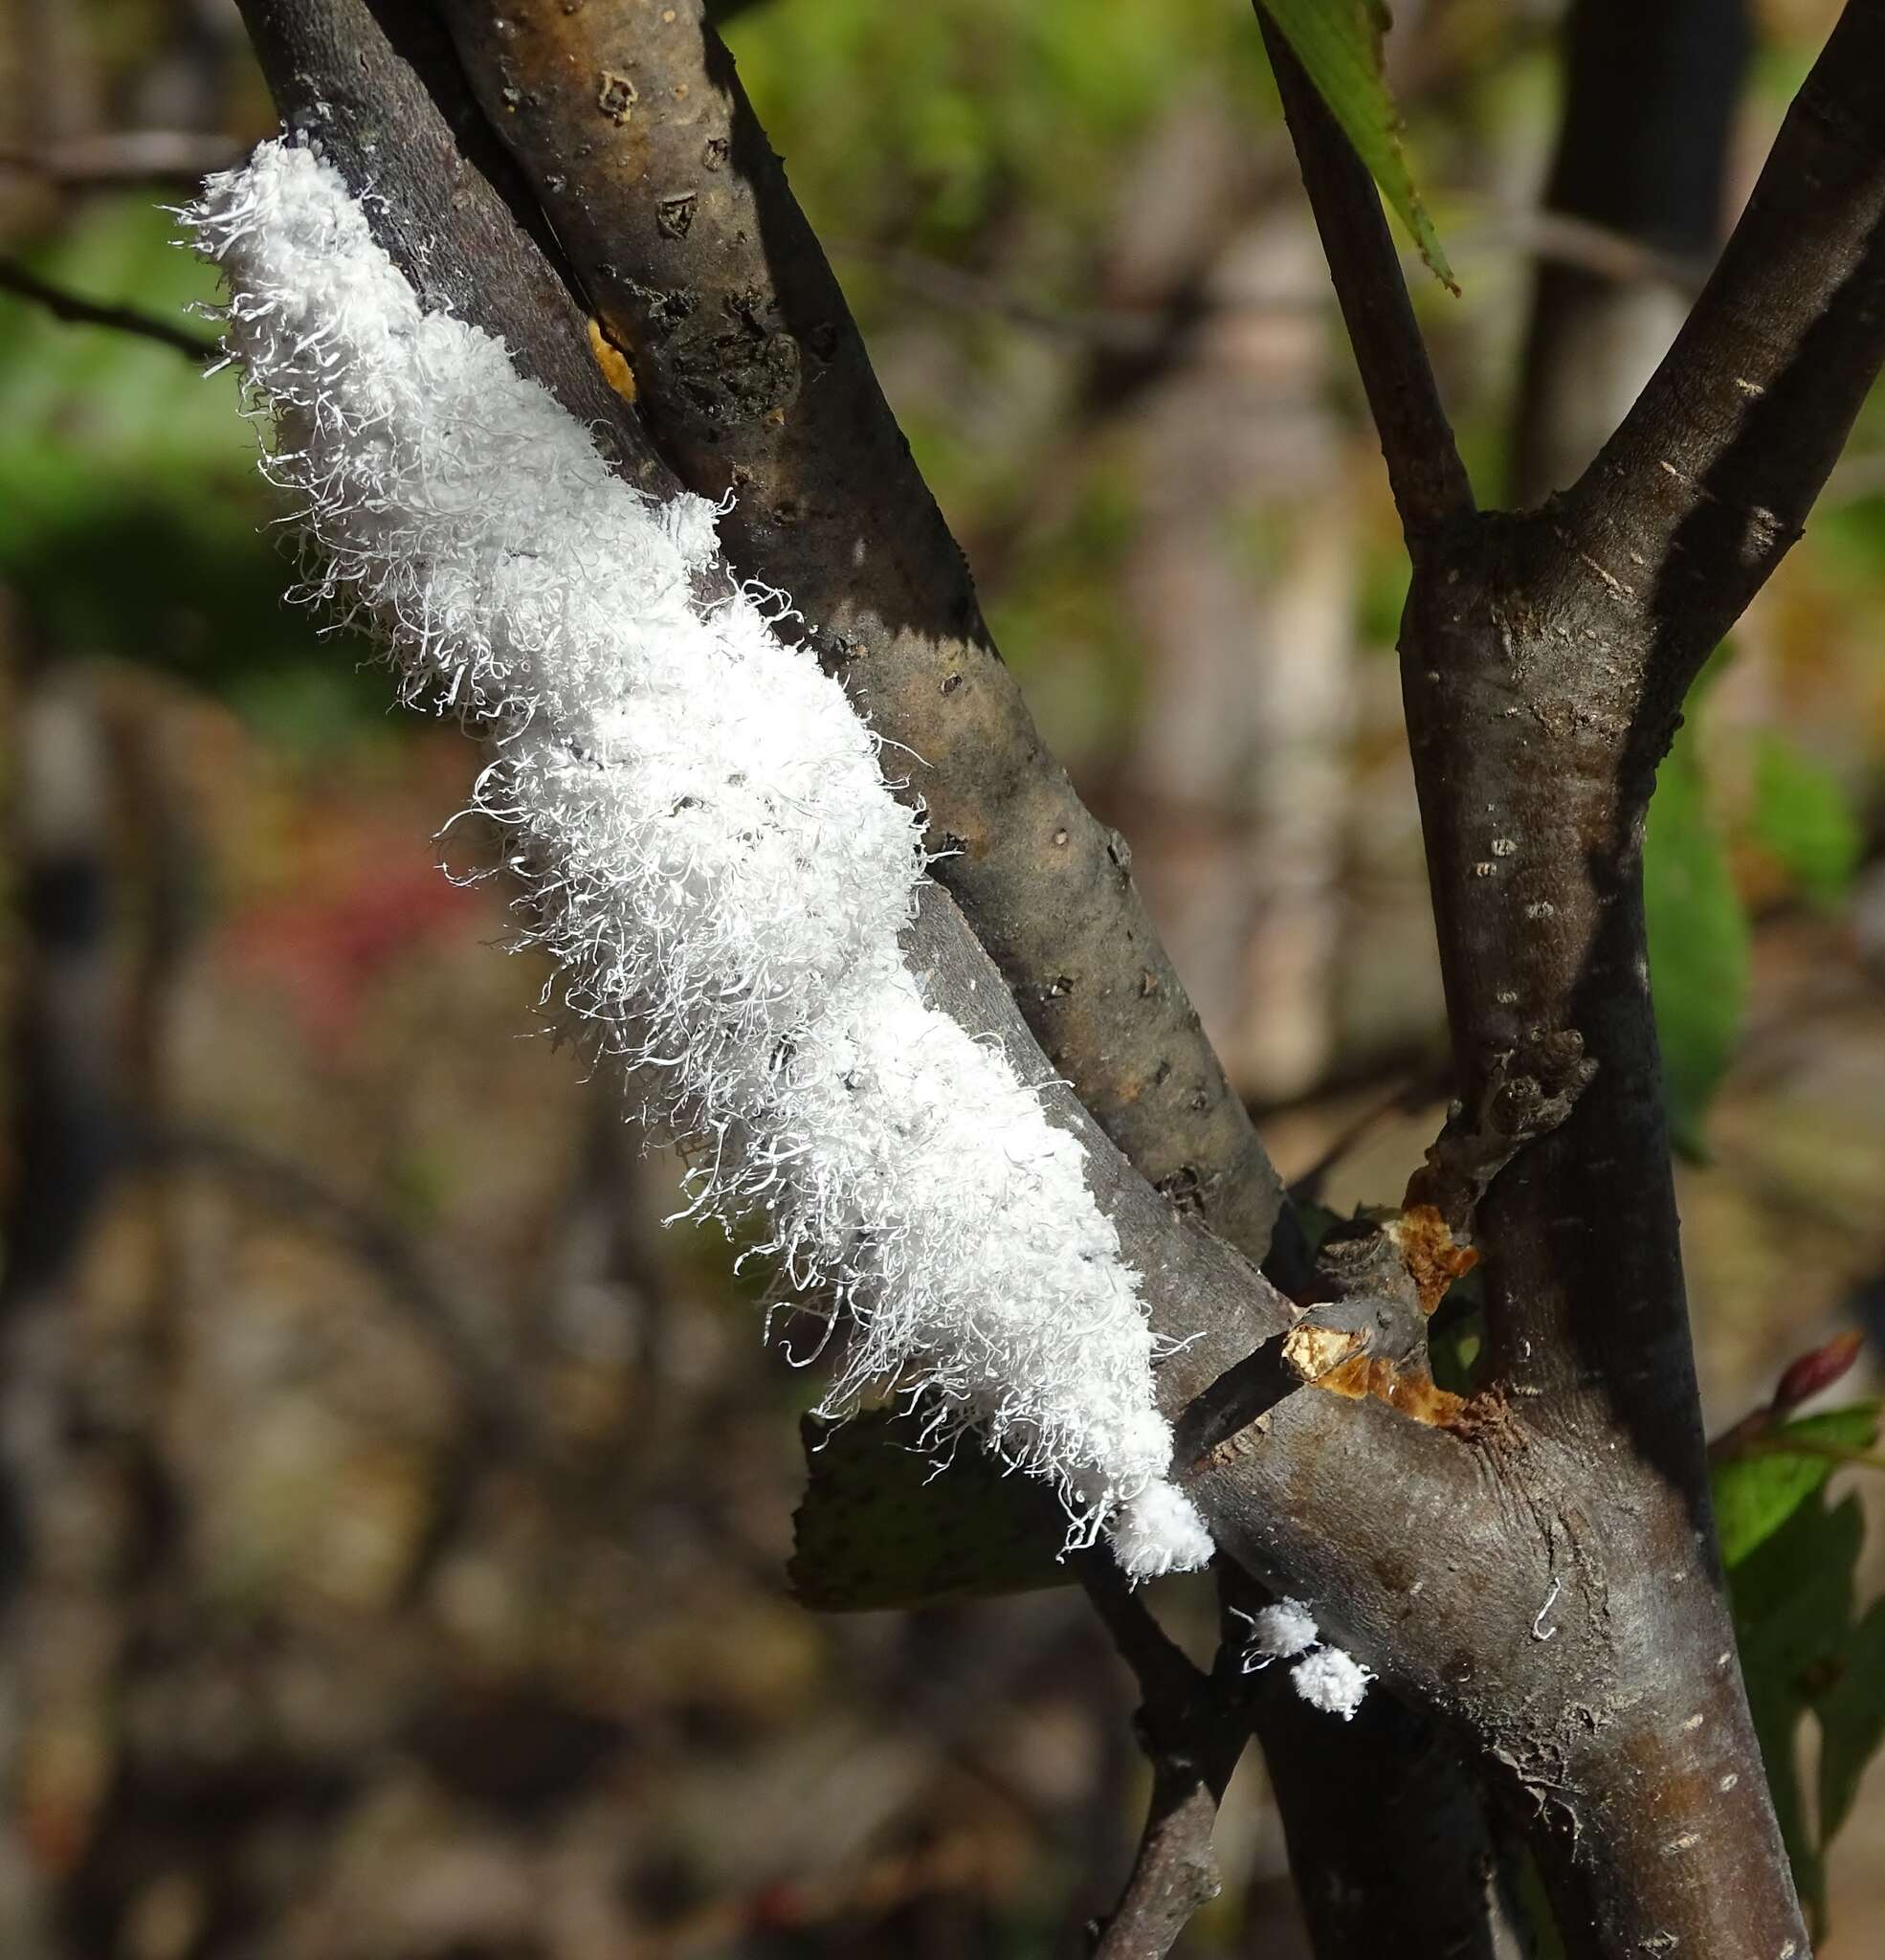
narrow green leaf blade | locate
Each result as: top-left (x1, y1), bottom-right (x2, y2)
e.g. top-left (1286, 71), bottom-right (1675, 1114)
top-left (1259, 0), bottom-right (1454, 289)
top-left (1819, 1596), bottom-right (1885, 1850)
top-left (1713, 1403), bottom-right (1881, 1570)
top-left (1644, 718), bottom-right (1751, 1158)
top-left (1749, 734), bottom-right (1863, 909)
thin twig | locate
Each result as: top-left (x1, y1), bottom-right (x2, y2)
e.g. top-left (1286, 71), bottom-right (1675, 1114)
top-left (1286, 1065), bottom-right (1449, 1209)
top-left (1253, 7), bottom-right (1474, 546)
top-left (831, 239), bottom-right (1203, 357)
top-left (0, 256), bottom-right (219, 362)
top-left (0, 130), bottom-right (244, 187)
top-left (837, 198), bottom-right (1701, 367)
top-left (1076, 1556), bottom-right (1243, 1960)
top-left (1463, 205), bottom-right (1709, 297)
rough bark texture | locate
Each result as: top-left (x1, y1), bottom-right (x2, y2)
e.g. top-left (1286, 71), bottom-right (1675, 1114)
top-left (1076, 1563), bottom-right (1247, 1960)
top-left (1397, 515), bottom-right (1802, 1957)
top-left (1391, 10), bottom-right (1885, 1944)
top-left (1245, 5), bottom-right (1885, 1952)
top-left (414, 20), bottom-right (1512, 1940)
top-left (427, 0), bottom-right (1294, 1273)
top-left (233, 0), bottom-right (661, 486)
top-left (213, 34), bottom-right (1520, 1960)
top-left (224, 0), bottom-right (1316, 1528)
top-left (1255, 9), bottom-right (1473, 546)
top-left (1252, 1673), bottom-right (1497, 1960)
top-left (220, 3), bottom-right (1885, 1955)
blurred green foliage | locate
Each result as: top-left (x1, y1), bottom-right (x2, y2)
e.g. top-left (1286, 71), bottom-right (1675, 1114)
top-left (1645, 670), bottom-right (1868, 1157)
top-left (1259, 0), bottom-right (1453, 286)
top-left (1717, 1403), bottom-right (1885, 1940)
top-left (0, 3), bottom-right (1881, 1952)
top-left (1645, 702), bottom-right (1753, 1160)
top-left (725, 0), bottom-right (1272, 252)
top-left (0, 192), bottom-right (386, 746)
top-left (1749, 734), bottom-right (1865, 910)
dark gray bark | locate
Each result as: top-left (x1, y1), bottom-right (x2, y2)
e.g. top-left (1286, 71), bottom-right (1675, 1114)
top-left (215, 2), bottom-right (1885, 1955)
top-left (1075, 1562), bottom-right (1248, 1960)
top-left (0, 256), bottom-right (218, 361)
top-left (425, 0), bottom-right (1295, 1276)
top-left (1399, 8), bottom-right (1885, 1942)
top-left (421, 11), bottom-right (1512, 1949)
top-left (1253, 1668), bottom-right (1497, 1960)
top-left (232, 0), bottom-right (662, 487)
top-left (1253, 2), bottom-right (1885, 1951)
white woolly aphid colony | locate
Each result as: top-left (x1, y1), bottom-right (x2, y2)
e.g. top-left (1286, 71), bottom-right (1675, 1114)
top-left (1238, 1596), bottom-right (1374, 1721)
top-left (185, 140), bottom-right (1214, 1580)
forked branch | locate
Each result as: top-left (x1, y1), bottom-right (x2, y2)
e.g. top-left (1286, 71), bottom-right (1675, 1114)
top-left (1253, 7), bottom-right (1474, 548)
top-left (1563, 0), bottom-right (1885, 705)
top-left (211, 4), bottom-right (1885, 1956)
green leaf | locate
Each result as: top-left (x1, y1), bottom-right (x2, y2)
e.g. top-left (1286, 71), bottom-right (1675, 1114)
top-left (1731, 1485), bottom-right (1862, 1703)
top-left (1748, 735), bottom-right (1863, 910)
top-left (1713, 1403), bottom-right (1882, 1570)
top-left (1259, 0), bottom-right (1454, 289)
top-left (1714, 1442), bottom-right (1826, 1571)
top-left (1503, 1843), bottom-right (1570, 1960)
top-left (1644, 715), bottom-right (1751, 1158)
top-left (1819, 1597), bottom-right (1885, 1850)
top-left (790, 1410), bottom-right (1071, 1611)
top-left (1715, 1403), bottom-right (1880, 1571)
top-left (1730, 1491), bottom-right (1865, 1931)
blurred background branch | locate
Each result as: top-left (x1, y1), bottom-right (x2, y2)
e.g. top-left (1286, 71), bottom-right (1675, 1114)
top-left (0, 256), bottom-right (216, 360)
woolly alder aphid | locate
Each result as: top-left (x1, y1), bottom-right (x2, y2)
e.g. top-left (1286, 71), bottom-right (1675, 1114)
top-left (1234, 1595), bottom-right (1373, 1720)
top-left (186, 141), bottom-right (1214, 1583)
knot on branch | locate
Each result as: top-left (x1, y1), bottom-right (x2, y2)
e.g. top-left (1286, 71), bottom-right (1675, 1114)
top-left (1180, 1208), bottom-right (1475, 1470)
top-left (1406, 1027), bottom-right (1598, 1232)
top-left (667, 288), bottom-right (801, 431)
top-left (1286, 1212), bottom-right (1475, 1424)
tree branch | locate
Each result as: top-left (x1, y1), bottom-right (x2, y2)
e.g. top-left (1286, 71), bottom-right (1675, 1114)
top-left (225, 12), bottom-right (1586, 1960)
top-left (428, 0), bottom-right (1295, 1275)
top-left (1376, 13), bottom-right (1885, 1956)
top-left (1253, 6), bottom-right (1474, 549)
top-left (221, 0), bottom-right (1350, 1560)
top-left (0, 256), bottom-right (219, 361)
top-left (232, 0), bottom-right (664, 489)
top-left (1224, 1560), bottom-right (1498, 1960)
top-left (1510, 0), bottom-right (1749, 506)
top-left (0, 130), bottom-right (244, 186)
top-left (217, 9), bottom-right (1855, 1956)
top-left (1562, 0), bottom-right (1885, 706)
top-left (1080, 1559), bottom-right (1495, 1960)
top-left (1241, 18), bottom-right (1510, 1950)
top-left (1076, 1559), bottom-right (1242, 1960)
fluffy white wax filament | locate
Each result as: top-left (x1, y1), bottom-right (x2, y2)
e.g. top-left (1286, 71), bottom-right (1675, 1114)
top-left (186, 141), bottom-right (1214, 1580)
